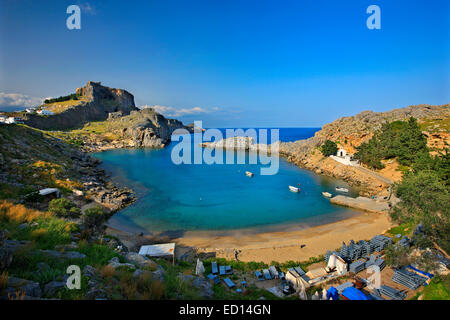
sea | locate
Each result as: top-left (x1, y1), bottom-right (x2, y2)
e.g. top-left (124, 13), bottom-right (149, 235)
top-left (94, 128), bottom-right (361, 234)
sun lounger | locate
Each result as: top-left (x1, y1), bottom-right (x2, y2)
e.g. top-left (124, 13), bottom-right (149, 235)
top-left (207, 273), bottom-right (216, 280)
top-left (211, 262), bottom-right (218, 274)
top-left (219, 266), bottom-right (226, 275)
top-left (263, 269), bottom-right (272, 280)
top-left (213, 277), bottom-right (221, 285)
top-left (255, 271), bottom-right (264, 281)
top-left (225, 265), bottom-right (233, 275)
top-left (223, 278), bottom-right (235, 288)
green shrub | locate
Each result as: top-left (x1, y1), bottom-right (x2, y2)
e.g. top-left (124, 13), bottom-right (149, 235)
top-left (384, 244), bottom-right (411, 268)
top-left (392, 170), bottom-right (449, 253)
top-left (44, 93), bottom-right (80, 104)
top-left (421, 275), bottom-right (450, 300)
top-left (81, 206), bottom-right (107, 229)
top-left (320, 140), bottom-right (338, 157)
top-left (48, 198), bottom-right (80, 218)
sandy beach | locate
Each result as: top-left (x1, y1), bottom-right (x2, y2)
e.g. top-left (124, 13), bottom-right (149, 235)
top-left (106, 211), bottom-right (393, 264)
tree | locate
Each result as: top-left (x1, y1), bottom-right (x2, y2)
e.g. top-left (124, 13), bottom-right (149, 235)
top-left (354, 138), bottom-right (384, 169)
top-left (81, 206), bottom-right (106, 229)
top-left (392, 170), bottom-right (449, 253)
top-left (321, 140), bottom-right (338, 157)
top-left (48, 198), bottom-right (80, 218)
top-left (354, 117), bottom-right (428, 169)
top-left (385, 244), bottom-right (411, 268)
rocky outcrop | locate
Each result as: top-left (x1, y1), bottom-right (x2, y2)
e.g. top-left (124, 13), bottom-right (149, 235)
top-left (279, 104), bottom-right (449, 195)
top-left (74, 107), bottom-right (190, 151)
top-left (24, 81), bottom-right (138, 130)
top-left (281, 104), bottom-right (449, 158)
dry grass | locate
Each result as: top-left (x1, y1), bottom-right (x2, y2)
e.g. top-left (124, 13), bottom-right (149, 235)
top-left (108, 271), bottom-right (166, 300)
top-left (43, 97), bottom-right (88, 114)
top-left (100, 265), bottom-right (116, 278)
top-left (141, 279), bottom-right (165, 300)
top-left (8, 289), bottom-right (26, 300)
top-left (0, 200), bottom-right (50, 223)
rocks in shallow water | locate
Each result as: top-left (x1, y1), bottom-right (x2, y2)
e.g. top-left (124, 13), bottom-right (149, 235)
top-left (43, 281), bottom-right (66, 296)
top-left (107, 257), bottom-right (136, 270)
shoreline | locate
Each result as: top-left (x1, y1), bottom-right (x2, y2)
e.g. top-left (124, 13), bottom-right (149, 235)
top-left (106, 210), bottom-right (393, 264)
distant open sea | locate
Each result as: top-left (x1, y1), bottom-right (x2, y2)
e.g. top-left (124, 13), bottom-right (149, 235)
top-left (94, 128), bottom-right (361, 234)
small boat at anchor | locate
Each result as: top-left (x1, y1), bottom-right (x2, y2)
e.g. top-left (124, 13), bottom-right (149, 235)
top-left (245, 171), bottom-right (254, 177)
top-left (335, 187), bottom-right (349, 193)
top-left (289, 185), bottom-right (300, 193)
top-left (322, 192), bottom-right (332, 198)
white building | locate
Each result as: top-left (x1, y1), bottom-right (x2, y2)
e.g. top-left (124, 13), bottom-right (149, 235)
top-left (26, 108), bottom-right (36, 113)
top-left (330, 147), bottom-right (359, 166)
top-left (326, 253), bottom-right (348, 275)
top-left (0, 116), bottom-right (6, 123)
top-left (337, 148), bottom-right (348, 158)
top-left (285, 269), bottom-right (310, 292)
top-left (37, 109), bottom-right (54, 116)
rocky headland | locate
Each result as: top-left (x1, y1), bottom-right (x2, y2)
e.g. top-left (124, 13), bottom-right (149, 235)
top-left (23, 81), bottom-right (137, 130)
top-left (60, 107), bottom-right (190, 152)
top-left (279, 104), bottom-right (450, 196)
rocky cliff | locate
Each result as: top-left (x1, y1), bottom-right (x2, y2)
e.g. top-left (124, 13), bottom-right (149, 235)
top-left (55, 107), bottom-right (190, 151)
top-left (280, 104), bottom-right (449, 195)
top-left (23, 81), bottom-right (138, 130)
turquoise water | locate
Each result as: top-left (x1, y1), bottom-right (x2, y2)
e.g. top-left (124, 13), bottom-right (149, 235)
top-left (94, 128), bottom-right (360, 233)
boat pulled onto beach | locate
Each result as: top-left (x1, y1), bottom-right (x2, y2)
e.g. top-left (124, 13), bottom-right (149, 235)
top-left (335, 187), bottom-right (349, 193)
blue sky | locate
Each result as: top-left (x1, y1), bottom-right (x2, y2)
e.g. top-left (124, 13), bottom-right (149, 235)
top-left (0, 0), bottom-right (448, 127)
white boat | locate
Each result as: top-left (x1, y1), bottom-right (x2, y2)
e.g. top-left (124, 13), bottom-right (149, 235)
top-left (335, 187), bottom-right (349, 193)
top-left (245, 171), bottom-right (254, 177)
top-left (289, 185), bottom-right (300, 193)
top-left (322, 192), bottom-right (332, 198)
